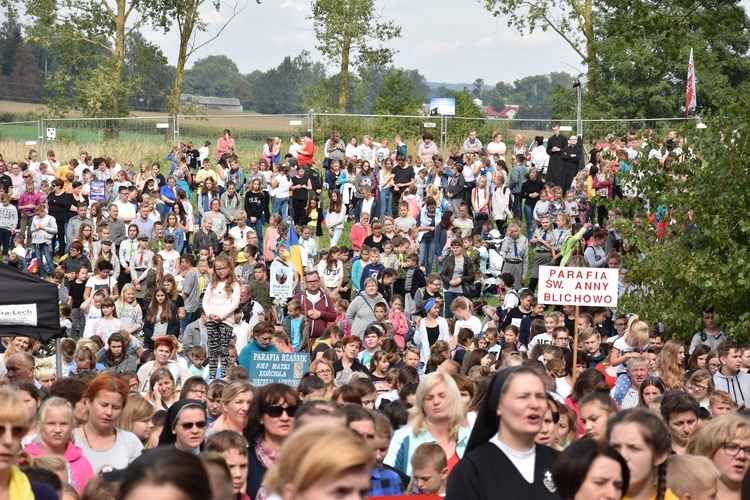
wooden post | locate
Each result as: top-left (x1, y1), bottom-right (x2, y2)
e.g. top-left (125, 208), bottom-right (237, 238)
top-left (572, 305), bottom-right (580, 387)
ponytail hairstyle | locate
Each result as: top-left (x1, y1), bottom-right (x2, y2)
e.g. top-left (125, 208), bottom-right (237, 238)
top-left (607, 409), bottom-right (671, 500)
top-left (624, 315), bottom-right (649, 347)
top-left (557, 213), bottom-right (572, 229)
top-left (326, 246), bottom-right (340, 270)
top-left (152, 254), bottom-right (165, 286)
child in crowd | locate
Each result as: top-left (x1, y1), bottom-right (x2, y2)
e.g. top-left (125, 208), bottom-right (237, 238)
top-left (282, 299), bottom-right (306, 351)
top-left (351, 246), bottom-right (370, 297)
top-left (358, 325), bottom-right (383, 367)
top-left (409, 443), bottom-right (448, 495)
top-left (382, 240), bottom-right (398, 270)
top-left (361, 249), bottom-right (385, 288)
top-left (335, 298), bottom-right (351, 336)
top-left (578, 392), bottom-right (618, 443)
top-left (388, 295), bottom-right (409, 350)
top-left (528, 312), bottom-right (559, 350)
top-left (188, 345), bottom-right (207, 377)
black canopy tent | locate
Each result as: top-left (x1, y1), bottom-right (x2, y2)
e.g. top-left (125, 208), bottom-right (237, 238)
top-left (0, 263), bottom-right (63, 375)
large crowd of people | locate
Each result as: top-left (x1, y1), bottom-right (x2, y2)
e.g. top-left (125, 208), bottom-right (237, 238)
top-left (0, 124), bottom-right (741, 500)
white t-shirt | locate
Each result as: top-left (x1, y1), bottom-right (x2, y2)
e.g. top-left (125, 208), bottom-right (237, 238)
top-left (454, 316), bottom-right (482, 337)
top-left (113, 200), bottom-right (136, 222)
top-left (612, 337), bottom-right (649, 374)
top-left (528, 332), bottom-right (554, 350)
top-left (83, 305), bottom-right (102, 339)
top-left (229, 225), bottom-right (252, 249)
top-left (159, 249), bottom-right (181, 277)
top-left (85, 275), bottom-right (117, 295)
top-left (487, 141), bottom-right (507, 157)
top-left (453, 217), bottom-right (473, 237)
top-left (274, 175), bottom-right (292, 199)
top-left (317, 260), bottom-right (344, 289)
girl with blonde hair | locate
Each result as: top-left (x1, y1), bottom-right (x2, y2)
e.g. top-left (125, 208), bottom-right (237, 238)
top-left (119, 395), bottom-right (155, 448)
top-left (202, 254), bottom-right (241, 378)
top-left (656, 340), bottom-right (686, 390)
top-left (23, 397), bottom-right (94, 493)
top-left (610, 315), bottom-right (651, 402)
top-left (264, 424), bottom-right (374, 499)
top-left (309, 358), bottom-right (338, 399)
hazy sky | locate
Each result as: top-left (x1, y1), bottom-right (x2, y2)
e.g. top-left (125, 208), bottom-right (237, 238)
top-left (143, 0), bottom-right (585, 85)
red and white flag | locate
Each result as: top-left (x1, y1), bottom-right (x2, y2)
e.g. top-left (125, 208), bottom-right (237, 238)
top-left (686, 48), bottom-right (696, 116)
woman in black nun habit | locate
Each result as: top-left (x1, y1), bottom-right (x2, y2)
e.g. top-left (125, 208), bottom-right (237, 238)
top-left (157, 399), bottom-right (207, 454)
top-left (446, 366), bottom-right (561, 500)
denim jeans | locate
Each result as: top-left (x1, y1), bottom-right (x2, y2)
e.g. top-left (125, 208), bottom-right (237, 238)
top-left (379, 187), bottom-right (393, 220)
top-left (273, 197), bottom-right (289, 219)
top-left (262, 191), bottom-right (271, 223)
top-left (523, 204), bottom-right (534, 237)
top-left (330, 227), bottom-right (343, 247)
top-left (444, 291), bottom-right (461, 319)
top-left (419, 238), bottom-right (435, 274)
top-left (251, 217), bottom-right (264, 253)
top-left (0, 228), bottom-right (10, 256)
top-left (512, 191), bottom-right (523, 219)
top-left (35, 243), bottom-right (54, 278)
top-left (180, 311), bottom-right (195, 335)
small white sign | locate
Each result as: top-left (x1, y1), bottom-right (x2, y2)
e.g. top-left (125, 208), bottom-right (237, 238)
top-left (537, 266), bottom-right (619, 307)
top-left (46, 128), bottom-right (56, 140)
top-left (0, 304), bottom-right (38, 326)
top-left (559, 126), bottom-right (573, 132)
top-left (424, 122), bottom-right (437, 128)
top-left (289, 120), bottom-right (303, 126)
top-left (156, 123), bottom-right (169, 129)
top-left (270, 261), bottom-right (294, 299)
top-left (25, 141), bottom-right (37, 146)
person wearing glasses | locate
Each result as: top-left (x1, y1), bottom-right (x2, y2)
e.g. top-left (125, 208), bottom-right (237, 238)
top-left (414, 273), bottom-right (446, 318)
top-left (157, 399), bottom-right (207, 454)
top-left (243, 383), bottom-right (300, 499)
top-left (694, 413), bottom-right (750, 499)
top-left (292, 270), bottom-right (337, 346)
top-left (203, 254), bottom-right (241, 379)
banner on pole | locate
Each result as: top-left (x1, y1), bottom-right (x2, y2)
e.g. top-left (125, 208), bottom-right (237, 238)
top-left (538, 266), bottom-right (619, 307)
top-left (686, 48), bottom-right (696, 116)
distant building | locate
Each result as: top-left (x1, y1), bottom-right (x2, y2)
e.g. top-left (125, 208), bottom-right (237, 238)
top-left (484, 105), bottom-right (520, 119)
top-left (180, 94), bottom-right (243, 113)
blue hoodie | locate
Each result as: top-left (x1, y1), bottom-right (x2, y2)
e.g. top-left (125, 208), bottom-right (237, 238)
top-left (238, 339), bottom-right (279, 372)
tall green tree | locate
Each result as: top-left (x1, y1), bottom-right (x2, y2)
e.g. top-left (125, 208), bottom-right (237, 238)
top-left (159, 0), bottom-right (249, 126)
top-left (124, 31), bottom-right (173, 111)
top-left (593, 0), bottom-right (750, 118)
top-left (252, 51), bottom-right (327, 114)
top-left (14, 0), bottom-right (172, 138)
top-left (309, 0), bottom-right (401, 112)
top-left (184, 55), bottom-right (241, 98)
top-left (7, 43), bottom-right (43, 100)
top-left (373, 69), bottom-right (421, 115)
top-left (481, 0), bottom-right (596, 94)
top-left (614, 103), bottom-right (750, 342)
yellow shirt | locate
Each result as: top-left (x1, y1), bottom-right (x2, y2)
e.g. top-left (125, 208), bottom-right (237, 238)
top-left (624, 487), bottom-right (679, 500)
top-left (195, 169), bottom-right (218, 185)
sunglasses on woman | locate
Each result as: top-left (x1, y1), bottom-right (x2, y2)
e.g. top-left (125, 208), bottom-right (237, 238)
top-left (263, 405), bottom-right (298, 418)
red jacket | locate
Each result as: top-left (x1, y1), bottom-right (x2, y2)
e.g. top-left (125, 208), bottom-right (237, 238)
top-left (292, 289), bottom-right (336, 341)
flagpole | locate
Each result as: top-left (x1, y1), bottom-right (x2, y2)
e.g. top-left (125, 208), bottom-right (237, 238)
top-left (686, 48), bottom-right (696, 121)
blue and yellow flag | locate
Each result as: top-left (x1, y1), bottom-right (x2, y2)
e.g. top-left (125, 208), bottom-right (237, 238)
top-left (285, 224), bottom-right (305, 278)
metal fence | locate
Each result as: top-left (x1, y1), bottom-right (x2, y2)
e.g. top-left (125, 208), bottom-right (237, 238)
top-left (0, 113), bottom-right (694, 159)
